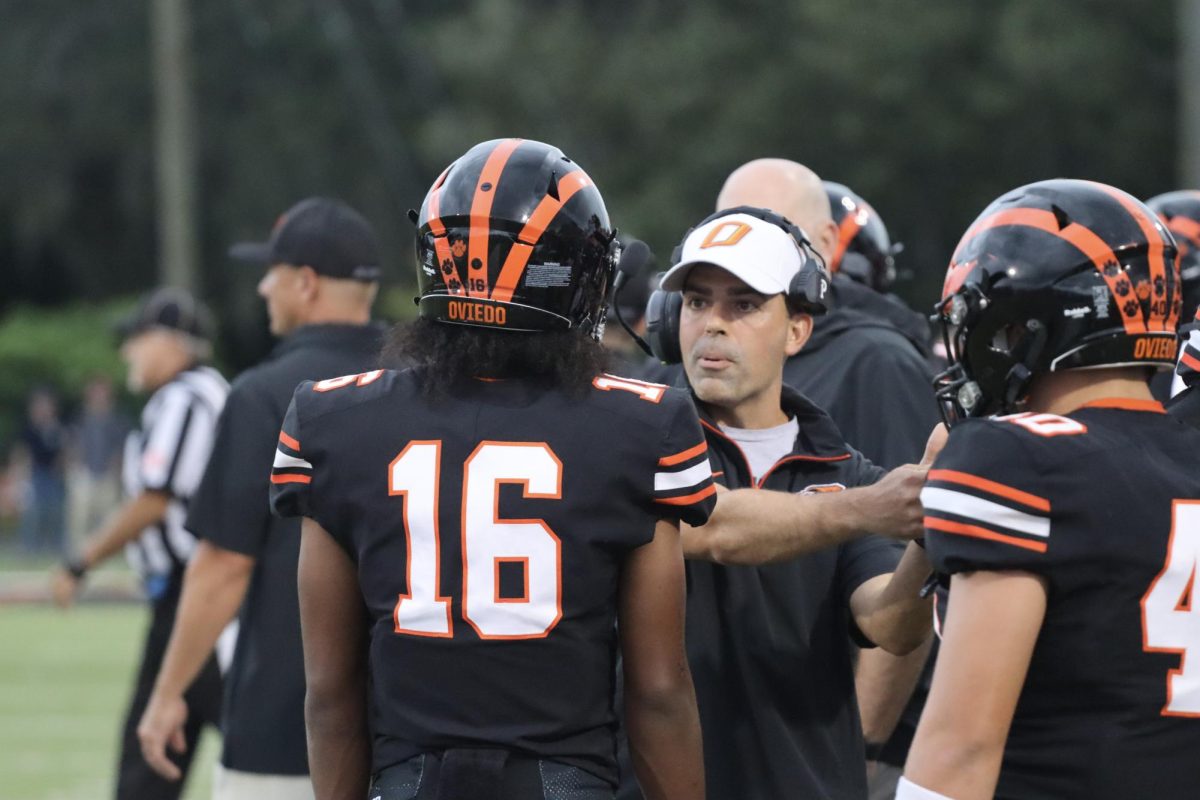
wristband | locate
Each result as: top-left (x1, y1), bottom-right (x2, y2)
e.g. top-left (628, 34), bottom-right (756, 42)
top-left (895, 776), bottom-right (955, 800)
top-left (864, 741), bottom-right (885, 761)
top-left (919, 571), bottom-right (944, 599)
top-left (64, 557), bottom-right (88, 580)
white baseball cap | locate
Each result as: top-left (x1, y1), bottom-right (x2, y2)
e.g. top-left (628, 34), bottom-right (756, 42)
top-left (660, 212), bottom-right (808, 294)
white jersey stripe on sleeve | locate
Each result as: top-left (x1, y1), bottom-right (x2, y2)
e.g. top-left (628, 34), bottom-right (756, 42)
top-left (921, 486), bottom-right (1050, 538)
top-left (273, 449), bottom-right (313, 471)
top-left (654, 460), bottom-right (713, 492)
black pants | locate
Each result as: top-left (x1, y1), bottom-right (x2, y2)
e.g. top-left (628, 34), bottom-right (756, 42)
top-left (115, 575), bottom-right (224, 800)
top-left (372, 751), bottom-right (615, 800)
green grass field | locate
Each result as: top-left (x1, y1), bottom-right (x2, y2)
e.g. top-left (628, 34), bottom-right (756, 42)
top-left (0, 604), bottom-right (218, 800)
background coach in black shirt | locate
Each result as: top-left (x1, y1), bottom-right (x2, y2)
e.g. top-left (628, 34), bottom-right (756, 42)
top-left (137, 198), bottom-right (384, 799)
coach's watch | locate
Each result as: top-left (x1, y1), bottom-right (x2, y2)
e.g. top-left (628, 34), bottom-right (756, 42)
top-left (64, 556), bottom-right (88, 580)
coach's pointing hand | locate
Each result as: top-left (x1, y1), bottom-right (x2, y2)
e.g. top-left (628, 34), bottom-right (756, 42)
top-left (920, 423), bottom-right (949, 467)
top-left (138, 692), bottom-right (188, 781)
top-left (849, 424), bottom-right (947, 542)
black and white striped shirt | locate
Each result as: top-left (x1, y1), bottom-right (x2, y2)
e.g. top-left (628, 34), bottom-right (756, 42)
top-left (123, 365), bottom-right (228, 585)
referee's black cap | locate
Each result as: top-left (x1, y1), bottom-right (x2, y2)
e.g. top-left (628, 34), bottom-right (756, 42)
top-left (117, 287), bottom-right (216, 342)
top-left (229, 197), bottom-right (382, 282)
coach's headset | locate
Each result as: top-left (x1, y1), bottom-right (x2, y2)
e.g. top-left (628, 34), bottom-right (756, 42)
top-left (616, 206), bottom-right (830, 364)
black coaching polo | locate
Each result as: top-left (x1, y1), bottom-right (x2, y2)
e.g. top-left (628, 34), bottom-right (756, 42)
top-left (185, 323), bottom-right (384, 775)
top-left (685, 386), bottom-right (901, 800)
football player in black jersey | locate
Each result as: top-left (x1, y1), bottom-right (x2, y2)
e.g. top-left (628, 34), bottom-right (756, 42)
top-left (270, 139), bottom-right (714, 800)
top-left (900, 179), bottom-right (1200, 800)
top-left (1145, 191), bottom-right (1200, 400)
top-left (1146, 191), bottom-right (1200, 325)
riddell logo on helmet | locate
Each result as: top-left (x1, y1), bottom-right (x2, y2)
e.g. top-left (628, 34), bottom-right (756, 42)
top-left (1133, 337), bottom-right (1177, 360)
top-left (448, 300), bottom-right (507, 326)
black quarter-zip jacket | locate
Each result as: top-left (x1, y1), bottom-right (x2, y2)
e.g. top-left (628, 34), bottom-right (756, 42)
top-left (686, 386), bottom-right (901, 800)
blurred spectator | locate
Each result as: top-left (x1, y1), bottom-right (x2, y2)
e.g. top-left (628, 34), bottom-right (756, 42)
top-left (0, 447), bottom-right (28, 527)
top-left (66, 376), bottom-right (130, 549)
top-left (17, 387), bottom-right (67, 554)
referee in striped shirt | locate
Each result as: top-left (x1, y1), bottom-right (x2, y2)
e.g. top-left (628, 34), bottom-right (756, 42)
top-left (52, 287), bottom-right (230, 800)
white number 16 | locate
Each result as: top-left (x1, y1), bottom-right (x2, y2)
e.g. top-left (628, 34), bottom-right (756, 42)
top-left (387, 441), bottom-right (562, 641)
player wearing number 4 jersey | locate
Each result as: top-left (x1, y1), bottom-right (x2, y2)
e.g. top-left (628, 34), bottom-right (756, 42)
top-left (272, 139), bottom-right (712, 800)
top-left (900, 180), bottom-right (1200, 800)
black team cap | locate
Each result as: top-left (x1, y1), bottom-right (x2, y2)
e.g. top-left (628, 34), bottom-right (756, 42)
top-left (229, 197), bottom-right (382, 282)
top-left (117, 287), bottom-right (215, 342)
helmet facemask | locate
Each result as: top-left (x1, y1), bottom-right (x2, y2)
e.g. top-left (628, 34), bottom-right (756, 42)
top-left (933, 284), bottom-right (1053, 425)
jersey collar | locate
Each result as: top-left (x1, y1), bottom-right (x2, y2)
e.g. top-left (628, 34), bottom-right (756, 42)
top-left (1076, 397), bottom-right (1166, 414)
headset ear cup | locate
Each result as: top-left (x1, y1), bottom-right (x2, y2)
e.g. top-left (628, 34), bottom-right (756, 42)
top-left (788, 263), bottom-right (831, 314)
top-left (663, 291), bottom-right (683, 363)
top-left (644, 289), bottom-right (684, 364)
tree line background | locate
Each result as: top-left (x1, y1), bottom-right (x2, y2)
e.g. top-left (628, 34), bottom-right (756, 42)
top-left (0, 0), bottom-right (1179, 438)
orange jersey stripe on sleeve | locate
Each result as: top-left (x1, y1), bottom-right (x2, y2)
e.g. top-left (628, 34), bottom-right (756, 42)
top-left (924, 515), bottom-right (1048, 553)
top-left (659, 441), bottom-right (708, 468)
top-left (270, 473), bottom-right (312, 485)
top-left (654, 483), bottom-right (717, 506)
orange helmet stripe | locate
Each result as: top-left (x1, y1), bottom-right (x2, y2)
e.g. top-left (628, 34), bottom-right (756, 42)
top-left (1090, 182), bottom-right (1172, 332)
top-left (425, 165), bottom-right (452, 236)
top-left (425, 167), bottom-right (466, 296)
top-left (1167, 215), bottom-right (1200, 247)
top-left (491, 169), bottom-right (594, 304)
top-left (831, 212), bottom-right (861, 273)
top-left (467, 139), bottom-right (523, 298)
top-left (950, 207), bottom-right (1146, 334)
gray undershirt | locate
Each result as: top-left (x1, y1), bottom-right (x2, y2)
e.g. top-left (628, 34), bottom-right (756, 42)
top-left (718, 417), bottom-right (799, 483)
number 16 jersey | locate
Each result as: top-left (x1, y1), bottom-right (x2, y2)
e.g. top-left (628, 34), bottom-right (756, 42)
top-left (923, 399), bottom-right (1200, 800)
top-left (269, 368), bottom-right (715, 785)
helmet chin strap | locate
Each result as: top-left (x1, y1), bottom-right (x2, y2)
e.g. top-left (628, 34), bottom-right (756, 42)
top-left (1002, 319), bottom-right (1048, 411)
top-left (586, 307), bottom-right (609, 343)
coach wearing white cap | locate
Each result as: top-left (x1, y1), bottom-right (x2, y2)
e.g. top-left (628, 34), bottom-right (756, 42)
top-left (623, 207), bottom-right (941, 800)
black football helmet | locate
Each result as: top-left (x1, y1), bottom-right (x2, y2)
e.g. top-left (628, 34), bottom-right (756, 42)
top-left (934, 179), bottom-right (1181, 422)
top-left (414, 138), bottom-right (618, 336)
top-left (824, 181), bottom-right (899, 291)
top-left (1145, 191), bottom-right (1200, 324)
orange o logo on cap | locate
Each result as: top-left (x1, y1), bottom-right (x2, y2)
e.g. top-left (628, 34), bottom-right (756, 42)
top-left (700, 221), bottom-right (753, 249)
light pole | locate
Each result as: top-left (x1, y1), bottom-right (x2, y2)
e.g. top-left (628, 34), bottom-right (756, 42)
top-left (151, 0), bottom-right (199, 292)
